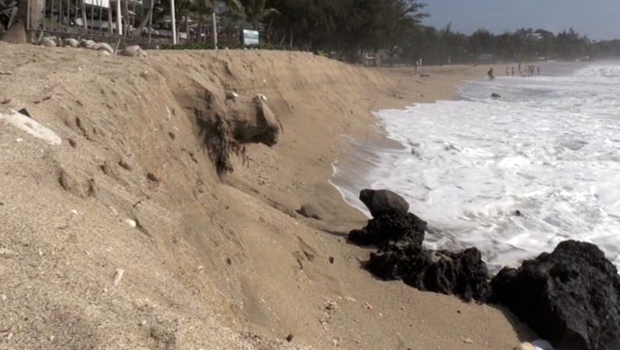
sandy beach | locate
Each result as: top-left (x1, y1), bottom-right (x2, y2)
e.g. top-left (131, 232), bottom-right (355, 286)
top-left (0, 43), bottom-right (535, 349)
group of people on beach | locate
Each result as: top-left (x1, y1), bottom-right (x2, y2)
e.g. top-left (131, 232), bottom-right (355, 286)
top-left (488, 63), bottom-right (541, 81)
top-left (505, 63), bottom-right (541, 77)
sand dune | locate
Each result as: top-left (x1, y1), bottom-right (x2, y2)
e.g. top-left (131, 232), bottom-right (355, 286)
top-left (0, 43), bottom-right (530, 349)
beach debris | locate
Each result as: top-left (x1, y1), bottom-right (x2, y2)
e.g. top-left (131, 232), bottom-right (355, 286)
top-left (362, 302), bottom-right (373, 310)
top-left (329, 256), bottom-right (334, 264)
top-left (0, 109), bottom-right (62, 145)
top-left (491, 93), bottom-right (501, 98)
top-left (359, 189), bottom-right (410, 218)
top-left (285, 334), bottom-right (294, 342)
top-left (118, 158), bottom-right (132, 171)
top-left (146, 172), bottom-right (159, 183)
top-left (225, 91), bottom-right (239, 100)
top-left (296, 204), bottom-right (322, 220)
top-left (256, 93), bottom-right (268, 102)
top-left (124, 219), bottom-right (137, 227)
top-left (462, 337), bottom-right (474, 344)
top-left (113, 268), bottom-right (125, 286)
top-left (0, 247), bottom-right (15, 259)
top-left (491, 240), bottom-right (620, 350)
top-left (344, 296), bottom-right (356, 302)
top-left (17, 108), bottom-right (31, 117)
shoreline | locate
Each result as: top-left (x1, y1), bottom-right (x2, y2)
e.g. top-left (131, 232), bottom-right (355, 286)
top-left (0, 44), bottom-right (542, 350)
top-left (328, 64), bottom-right (491, 221)
top-left (329, 60), bottom-right (589, 221)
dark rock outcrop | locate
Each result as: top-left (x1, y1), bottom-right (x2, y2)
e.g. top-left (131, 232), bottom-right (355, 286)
top-left (491, 93), bottom-right (501, 98)
top-left (347, 209), bottom-right (490, 302)
top-left (359, 189), bottom-right (410, 218)
top-left (491, 240), bottom-right (620, 350)
top-left (347, 210), bottom-right (426, 249)
top-left (367, 242), bottom-right (491, 302)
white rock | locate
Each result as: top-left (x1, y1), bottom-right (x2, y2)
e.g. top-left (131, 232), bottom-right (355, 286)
top-left (124, 219), bottom-right (137, 227)
top-left (226, 91), bottom-right (239, 100)
top-left (514, 342), bottom-right (536, 350)
top-left (79, 39), bottom-right (96, 49)
top-left (39, 38), bottom-right (57, 47)
top-left (0, 109), bottom-right (62, 145)
top-left (532, 339), bottom-right (554, 350)
top-left (62, 38), bottom-right (79, 48)
top-left (256, 93), bottom-right (267, 102)
top-left (113, 268), bottom-right (125, 286)
top-left (121, 45), bottom-right (147, 58)
top-left (92, 42), bottom-right (114, 54)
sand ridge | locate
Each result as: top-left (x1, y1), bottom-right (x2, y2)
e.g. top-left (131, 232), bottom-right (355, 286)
top-left (0, 42), bottom-right (530, 349)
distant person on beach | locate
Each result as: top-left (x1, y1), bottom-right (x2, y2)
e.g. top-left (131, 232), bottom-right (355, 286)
top-left (488, 68), bottom-right (495, 81)
top-left (506, 67), bottom-right (510, 76)
top-left (537, 66), bottom-right (541, 75)
top-left (511, 67), bottom-right (515, 76)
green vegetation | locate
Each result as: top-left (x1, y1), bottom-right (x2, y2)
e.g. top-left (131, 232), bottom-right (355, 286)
top-left (2, 0), bottom-right (618, 63)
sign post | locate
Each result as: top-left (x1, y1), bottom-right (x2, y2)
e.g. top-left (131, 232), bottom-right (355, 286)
top-left (212, 12), bottom-right (217, 49)
top-left (242, 29), bottom-right (259, 46)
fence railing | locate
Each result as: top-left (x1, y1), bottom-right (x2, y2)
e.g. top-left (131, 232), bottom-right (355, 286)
top-left (24, 0), bottom-right (173, 47)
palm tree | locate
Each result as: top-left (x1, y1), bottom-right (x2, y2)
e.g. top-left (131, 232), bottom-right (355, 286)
top-left (134, 0), bottom-right (240, 40)
top-left (243, 0), bottom-right (277, 30)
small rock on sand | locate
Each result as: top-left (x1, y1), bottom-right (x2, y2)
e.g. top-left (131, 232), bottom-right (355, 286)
top-left (63, 38), bottom-right (79, 48)
top-left (113, 268), bottom-right (125, 286)
top-left (79, 39), bottom-right (96, 49)
top-left (92, 42), bottom-right (114, 54)
top-left (514, 342), bottom-right (536, 350)
top-left (121, 45), bottom-right (147, 58)
top-left (296, 204), bottom-right (322, 220)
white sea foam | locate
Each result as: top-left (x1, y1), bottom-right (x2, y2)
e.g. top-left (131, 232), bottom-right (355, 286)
top-left (331, 63), bottom-right (620, 272)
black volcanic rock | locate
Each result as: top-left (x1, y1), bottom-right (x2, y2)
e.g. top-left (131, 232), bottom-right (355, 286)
top-left (347, 210), bottom-right (426, 249)
top-left (491, 240), bottom-right (620, 350)
top-left (366, 242), bottom-right (491, 302)
top-left (359, 189), bottom-right (410, 218)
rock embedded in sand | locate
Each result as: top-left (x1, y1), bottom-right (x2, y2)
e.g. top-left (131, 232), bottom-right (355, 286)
top-left (491, 240), bottom-right (620, 350)
top-left (296, 204), bottom-right (322, 220)
top-left (359, 189), bottom-right (410, 218)
top-left (347, 210), bottom-right (426, 249)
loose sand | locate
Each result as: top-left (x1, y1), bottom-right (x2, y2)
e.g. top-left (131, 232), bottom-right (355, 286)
top-left (0, 43), bottom-right (533, 349)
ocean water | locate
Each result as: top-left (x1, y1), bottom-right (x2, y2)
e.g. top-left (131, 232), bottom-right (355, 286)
top-left (331, 62), bottom-right (620, 272)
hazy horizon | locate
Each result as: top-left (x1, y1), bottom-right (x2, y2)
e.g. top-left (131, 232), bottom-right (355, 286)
top-left (421, 0), bottom-right (619, 41)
